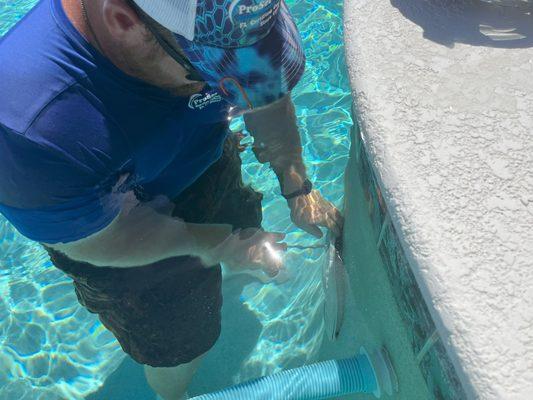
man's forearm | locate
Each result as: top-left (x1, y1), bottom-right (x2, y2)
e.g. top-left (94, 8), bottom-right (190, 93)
top-left (243, 94), bottom-right (308, 194)
top-left (48, 202), bottom-right (233, 268)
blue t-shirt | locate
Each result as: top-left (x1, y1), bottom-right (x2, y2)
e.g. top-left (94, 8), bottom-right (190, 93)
top-left (0, 0), bottom-right (230, 244)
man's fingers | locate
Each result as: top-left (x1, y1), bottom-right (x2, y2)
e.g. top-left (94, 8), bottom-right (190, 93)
top-left (327, 212), bottom-right (343, 237)
top-left (273, 242), bottom-right (288, 252)
top-left (319, 220), bottom-right (339, 238)
top-left (320, 206), bottom-right (344, 238)
top-left (262, 250), bottom-right (283, 277)
top-left (300, 223), bottom-right (323, 239)
top-left (251, 258), bottom-right (280, 277)
top-left (265, 265), bottom-right (280, 277)
top-left (251, 238), bottom-right (286, 277)
top-left (267, 256), bottom-right (283, 276)
top-left (264, 232), bottom-right (286, 243)
top-left (333, 207), bottom-right (344, 229)
top-left (333, 209), bottom-right (345, 237)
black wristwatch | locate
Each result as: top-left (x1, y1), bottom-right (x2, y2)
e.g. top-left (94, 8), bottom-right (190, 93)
top-left (282, 179), bottom-right (313, 200)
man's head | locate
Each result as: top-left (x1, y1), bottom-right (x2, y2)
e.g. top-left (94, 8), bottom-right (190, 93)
top-left (84, 0), bottom-right (306, 107)
top-left (81, 0), bottom-right (201, 95)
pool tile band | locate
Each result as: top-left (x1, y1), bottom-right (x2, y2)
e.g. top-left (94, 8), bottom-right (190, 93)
top-left (351, 117), bottom-right (467, 400)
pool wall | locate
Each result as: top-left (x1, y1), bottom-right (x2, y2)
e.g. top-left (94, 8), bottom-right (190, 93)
top-left (343, 116), bottom-right (466, 399)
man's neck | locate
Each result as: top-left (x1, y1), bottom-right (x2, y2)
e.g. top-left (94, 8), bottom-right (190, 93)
top-left (62, 0), bottom-right (93, 45)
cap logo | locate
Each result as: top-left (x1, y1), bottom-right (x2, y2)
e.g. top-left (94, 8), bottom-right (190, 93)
top-left (195, 0), bottom-right (281, 47)
top-left (229, 0), bottom-right (278, 30)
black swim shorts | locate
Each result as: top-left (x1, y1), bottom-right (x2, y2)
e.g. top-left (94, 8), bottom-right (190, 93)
top-left (45, 135), bottom-right (263, 367)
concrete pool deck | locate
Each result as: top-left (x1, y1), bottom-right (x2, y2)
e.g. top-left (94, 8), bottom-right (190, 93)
top-left (343, 0), bottom-right (533, 399)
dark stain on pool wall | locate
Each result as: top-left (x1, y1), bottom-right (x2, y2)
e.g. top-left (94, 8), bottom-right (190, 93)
top-left (352, 122), bottom-right (467, 400)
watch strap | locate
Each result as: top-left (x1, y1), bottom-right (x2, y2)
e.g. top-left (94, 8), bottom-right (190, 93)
top-left (282, 179), bottom-right (313, 200)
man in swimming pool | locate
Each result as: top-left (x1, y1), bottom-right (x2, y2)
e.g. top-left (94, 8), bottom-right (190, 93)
top-left (0, 0), bottom-right (343, 398)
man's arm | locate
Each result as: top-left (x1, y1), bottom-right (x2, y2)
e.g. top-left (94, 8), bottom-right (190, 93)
top-left (244, 94), bottom-right (343, 238)
top-left (48, 194), bottom-right (286, 276)
top-left (48, 194), bottom-right (233, 268)
top-left (243, 94), bottom-right (308, 195)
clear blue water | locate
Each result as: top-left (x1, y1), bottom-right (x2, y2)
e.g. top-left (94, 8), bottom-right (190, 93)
top-left (0, 1), bottom-right (352, 398)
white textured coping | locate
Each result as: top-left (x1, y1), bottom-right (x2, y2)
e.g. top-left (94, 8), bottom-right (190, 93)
top-left (343, 1), bottom-right (533, 399)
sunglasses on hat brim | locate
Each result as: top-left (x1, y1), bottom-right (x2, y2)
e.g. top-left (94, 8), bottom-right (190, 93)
top-left (131, 3), bottom-right (204, 83)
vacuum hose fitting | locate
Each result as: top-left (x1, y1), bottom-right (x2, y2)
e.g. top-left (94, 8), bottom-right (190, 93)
top-left (191, 346), bottom-right (398, 400)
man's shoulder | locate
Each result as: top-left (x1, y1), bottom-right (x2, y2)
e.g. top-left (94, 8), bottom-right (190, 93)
top-left (0, 6), bottom-right (78, 134)
top-left (0, 79), bottom-right (116, 149)
top-left (0, 3), bottom-right (128, 185)
top-left (0, 84), bottom-right (128, 209)
top-left (0, 82), bottom-right (128, 208)
top-left (0, 0), bottom-right (98, 135)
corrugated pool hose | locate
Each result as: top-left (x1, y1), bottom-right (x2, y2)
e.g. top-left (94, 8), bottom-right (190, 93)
top-left (191, 346), bottom-right (398, 400)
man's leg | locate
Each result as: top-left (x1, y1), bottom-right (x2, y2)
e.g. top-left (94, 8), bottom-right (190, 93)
top-left (157, 133), bottom-right (263, 398)
top-left (43, 135), bottom-right (262, 400)
top-left (44, 248), bottom-right (223, 400)
top-left (171, 133), bottom-right (263, 230)
top-left (144, 354), bottom-right (204, 400)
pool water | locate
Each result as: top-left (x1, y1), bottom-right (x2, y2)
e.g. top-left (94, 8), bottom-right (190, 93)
top-left (0, 0), bottom-right (353, 399)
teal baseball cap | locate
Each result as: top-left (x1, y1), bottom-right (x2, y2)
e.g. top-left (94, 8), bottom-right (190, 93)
top-left (132, 0), bottom-right (306, 110)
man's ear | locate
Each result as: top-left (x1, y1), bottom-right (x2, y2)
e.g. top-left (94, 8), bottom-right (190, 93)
top-left (102, 0), bottom-right (143, 41)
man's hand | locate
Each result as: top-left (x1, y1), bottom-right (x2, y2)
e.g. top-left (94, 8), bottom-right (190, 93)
top-left (205, 228), bottom-right (288, 277)
top-left (242, 94), bottom-right (343, 238)
top-left (288, 190), bottom-right (344, 239)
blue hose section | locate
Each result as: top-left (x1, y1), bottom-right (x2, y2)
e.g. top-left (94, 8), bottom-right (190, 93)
top-left (191, 354), bottom-right (378, 400)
